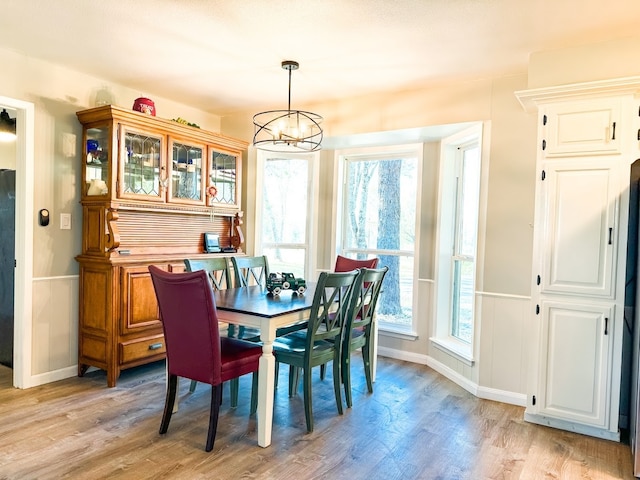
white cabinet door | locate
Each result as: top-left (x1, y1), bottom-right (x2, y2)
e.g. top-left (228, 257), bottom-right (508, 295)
top-left (536, 300), bottom-right (613, 428)
top-left (540, 160), bottom-right (618, 298)
top-left (543, 98), bottom-right (622, 157)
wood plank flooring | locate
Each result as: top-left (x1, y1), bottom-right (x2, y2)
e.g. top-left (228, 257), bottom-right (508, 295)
top-left (0, 357), bottom-right (635, 479)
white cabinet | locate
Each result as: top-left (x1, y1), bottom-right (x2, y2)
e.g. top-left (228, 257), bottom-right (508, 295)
top-left (515, 80), bottom-right (640, 441)
top-left (539, 159), bottom-right (619, 298)
top-left (536, 300), bottom-right (614, 428)
top-left (541, 98), bottom-right (622, 157)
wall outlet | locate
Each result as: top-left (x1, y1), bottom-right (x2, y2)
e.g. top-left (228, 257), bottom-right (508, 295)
top-left (60, 213), bottom-right (71, 230)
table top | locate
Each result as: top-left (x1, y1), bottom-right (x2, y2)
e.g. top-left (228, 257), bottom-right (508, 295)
top-left (213, 283), bottom-right (315, 318)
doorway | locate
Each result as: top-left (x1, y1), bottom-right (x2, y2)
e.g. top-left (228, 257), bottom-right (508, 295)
top-left (0, 166), bottom-right (15, 367)
top-left (0, 96), bottom-right (34, 388)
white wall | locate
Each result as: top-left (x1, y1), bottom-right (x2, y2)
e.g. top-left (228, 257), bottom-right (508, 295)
top-left (4, 37), bottom-right (640, 397)
top-left (223, 38), bottom-right (640, 404)
top-left (0, 47), bottom-right (223, 382)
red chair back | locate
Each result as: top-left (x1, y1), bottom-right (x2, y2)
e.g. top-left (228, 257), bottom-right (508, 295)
top-left (149, 266), bottom-right (222, 386)
top-left (334, 255), bottom-right (379, 272)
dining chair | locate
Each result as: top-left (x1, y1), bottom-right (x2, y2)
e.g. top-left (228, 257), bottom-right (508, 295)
top-left (231, 255), bottom-right (270, 287)
top-left (317, 254), bottom-right (380, 381)
top-left (185, 257), bottom-right (232, 290)
top-left (148, 265), bottom-right (262, 452)
top-left (334, 254), bottom-right (379, 272)
top-left (272, 270), bottom-right (359, 432)
top-left (342, 266), bottom-right (388, 407)
top-left (184, 257), bottom-right (247, 406)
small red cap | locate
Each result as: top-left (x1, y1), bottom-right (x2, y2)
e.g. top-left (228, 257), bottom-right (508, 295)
top-left (132, 97), bottom-right (155, 116)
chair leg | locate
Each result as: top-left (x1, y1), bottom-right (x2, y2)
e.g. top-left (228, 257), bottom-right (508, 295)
top-left (227, 324), bottom-right (237, 337)
top-left (333, 358), bottom-right (344, 415)
top-left (206, 385), bottom-right (223, 452)
top-left (230, 378), bottom-right (240, 407)
top-left (160, 374), bottom-right (178, 434)
top-left (303, 367), bottom-right (314, 432)
top-left (250, 372), bottom-right (258, 415)
top-left (342, 350), bottom-right (353, 408)
top-left (288, 365), bottom-right (299, 397)
top-left (189, 380), bottom-right (198, 393)
top-left (362, 343), bottom-right (374, 394)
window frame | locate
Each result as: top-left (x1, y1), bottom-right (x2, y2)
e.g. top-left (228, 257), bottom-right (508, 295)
top-left (335, 144), bottom-right (423, 336)
top-left (254, 150), bottom-right (319, 280)
top-left (432, 124), bottom-right (485, 364)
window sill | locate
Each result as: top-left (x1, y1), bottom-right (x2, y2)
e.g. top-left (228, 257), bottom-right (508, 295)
top-left (378, 325), bottom-right (418, 341)
top-left (430, 337), bottom-right (475, 366)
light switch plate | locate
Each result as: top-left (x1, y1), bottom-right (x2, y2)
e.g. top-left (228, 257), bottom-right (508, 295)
top-left (60, 213), bottom-right (71, 230)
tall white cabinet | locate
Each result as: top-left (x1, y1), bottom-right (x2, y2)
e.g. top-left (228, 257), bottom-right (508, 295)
top-left (517, 78), bottom-right (640, 441)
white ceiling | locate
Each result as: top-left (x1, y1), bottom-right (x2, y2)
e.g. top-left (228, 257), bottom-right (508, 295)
top-left (1, 0), bottom-right (640, 116)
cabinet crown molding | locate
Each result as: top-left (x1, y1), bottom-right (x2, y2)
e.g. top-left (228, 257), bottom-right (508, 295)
top-left (515, 76), bottom-right (640, 113)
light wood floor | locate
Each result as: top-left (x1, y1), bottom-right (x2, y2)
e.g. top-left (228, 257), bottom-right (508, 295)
top-left (0, 357), bottom-right (635, 479)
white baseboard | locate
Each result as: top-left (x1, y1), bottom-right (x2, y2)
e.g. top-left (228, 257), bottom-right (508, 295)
top-left (22, 366), bottom-right (77, 389)
top-left (524, 412), bottom-right (620, 442)
top-left (377, 346), bottom-right (526, 407)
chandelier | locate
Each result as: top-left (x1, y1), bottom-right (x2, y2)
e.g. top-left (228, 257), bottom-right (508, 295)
top-left (253, 60), bottom-right (323, 153)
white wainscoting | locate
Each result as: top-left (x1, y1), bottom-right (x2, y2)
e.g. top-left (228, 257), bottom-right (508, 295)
top-left (30, 275), bottom-right (79, 386)
top-left (378, 286), bottom-right (529, 407)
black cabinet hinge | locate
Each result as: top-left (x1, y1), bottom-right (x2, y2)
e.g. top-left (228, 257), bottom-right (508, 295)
top-left (543, 115), bottom-right (547, 126)
top-left (536, 275), bottom-right (541, 286)
top-left (541, 170), bottom-right (546, 181)
top-left (542, 139), bottom-right (546, 151)
top-left (536, 304), bottom-right (540, 315)
top-left (532, 395), bottom-right (536, 406)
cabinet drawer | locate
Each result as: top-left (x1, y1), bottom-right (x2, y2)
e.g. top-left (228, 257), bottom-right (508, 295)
top-left (120, 335), bottom-right (166, 364)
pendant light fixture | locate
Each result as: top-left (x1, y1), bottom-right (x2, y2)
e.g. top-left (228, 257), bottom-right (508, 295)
top-left (253, 60), bottom-right (323, 153)
top-left (0, 109), bottom-right (16, 142)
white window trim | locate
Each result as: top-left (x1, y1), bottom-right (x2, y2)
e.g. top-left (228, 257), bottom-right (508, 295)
top-left (254, 150), bottom-right (320, 279)
top-left (432, 122), bottom-right (489, 363)
top-left (333, 143), bottom-right (423, 335)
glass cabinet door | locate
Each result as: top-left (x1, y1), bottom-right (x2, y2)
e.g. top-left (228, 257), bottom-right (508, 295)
top-left (120, 126), bottom-right (164, 202)
top-left (169, 139), bottom-right (205, 205)
top-left (84, 126), bottom-right (110, 197)
top-left (209, 149), bottom-right (240, 209)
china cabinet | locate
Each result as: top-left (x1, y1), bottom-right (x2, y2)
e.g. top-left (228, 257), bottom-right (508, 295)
top-left (517, 79), bottom-right (640, 441)
top-left (76, 105), bottom-right (247, 386)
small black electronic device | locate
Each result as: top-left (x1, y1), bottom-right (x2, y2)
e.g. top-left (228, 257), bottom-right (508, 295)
top-left (203, 232), bottom-right (221, 253)
top-left (38, 208), bottom-right (50, 227)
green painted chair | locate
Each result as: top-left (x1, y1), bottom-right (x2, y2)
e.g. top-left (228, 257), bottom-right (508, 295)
top-left (272, 270), bottom-right (359, 432)
top-left (184, 257), bottom-right (256, 412)
top-left (185, 257), bottom-right (232, 290)
top-left (341, 266), bottom-right (388, 407)
top-left (318, 255), bottom-right (379, 381)
top-left (231, 255), bottom-right (270, 287)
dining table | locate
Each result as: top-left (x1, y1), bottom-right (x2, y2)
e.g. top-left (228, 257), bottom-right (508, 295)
top-left (213, 283), bottom-right (315, 448)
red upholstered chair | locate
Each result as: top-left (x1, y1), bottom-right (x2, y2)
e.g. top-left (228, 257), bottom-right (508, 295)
top-left (334, 254), bottom-right (379, 272)
top-left (149, 266), bottom-right (262, 452)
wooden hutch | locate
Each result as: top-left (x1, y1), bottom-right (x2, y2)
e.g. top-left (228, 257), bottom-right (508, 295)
top-left (76, 105), bottom-right (246, 387)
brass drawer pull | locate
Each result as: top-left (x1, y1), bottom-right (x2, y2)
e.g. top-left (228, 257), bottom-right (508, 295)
top-left (148, 342), bottom-right (163, 350)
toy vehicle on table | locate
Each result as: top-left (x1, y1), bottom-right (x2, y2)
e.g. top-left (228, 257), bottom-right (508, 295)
top-left (266, 272), bottom-right (307, 295)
